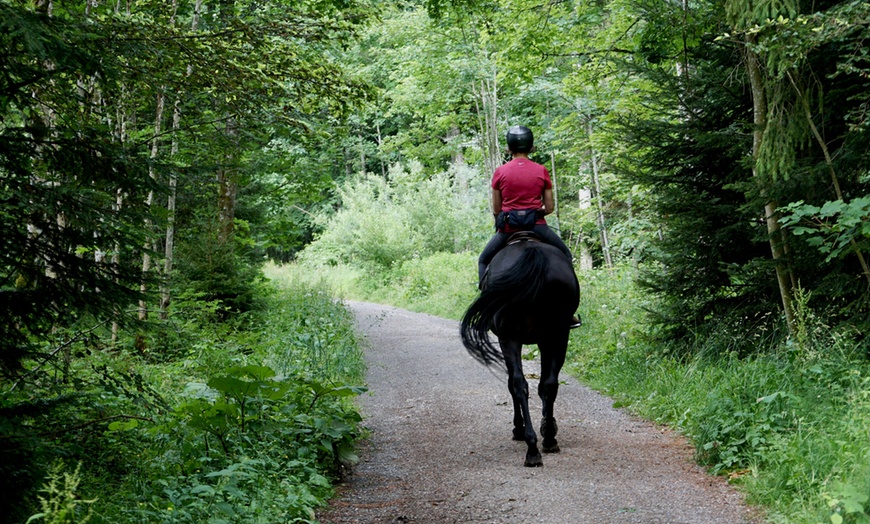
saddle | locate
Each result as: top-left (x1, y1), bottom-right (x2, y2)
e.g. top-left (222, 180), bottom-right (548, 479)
top-left (506, 231), bottom-right (541, 246)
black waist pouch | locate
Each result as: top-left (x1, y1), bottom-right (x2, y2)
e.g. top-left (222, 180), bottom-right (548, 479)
top-left (497, 208), bottom-right (539, 230)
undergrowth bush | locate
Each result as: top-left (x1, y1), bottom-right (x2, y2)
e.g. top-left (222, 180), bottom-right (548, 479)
top-left (10, 280), bottom-right (366, 524)
top-left (380, 252), bottom-right (478, 319)
top-left (276, 252), bottom-right (480, 321)
top-left (299, 162), bottom-right (490, 272)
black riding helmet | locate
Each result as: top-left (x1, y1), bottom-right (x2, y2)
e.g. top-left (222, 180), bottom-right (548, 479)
top-left (506, 125), bottom-right (534, 153)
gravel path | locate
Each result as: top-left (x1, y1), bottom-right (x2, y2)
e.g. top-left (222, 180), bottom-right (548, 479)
top-left (317, 302), bottom-right (762, 524)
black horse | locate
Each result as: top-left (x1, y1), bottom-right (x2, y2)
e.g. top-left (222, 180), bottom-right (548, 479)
top-left (460, 238), bottom-right (579, 467)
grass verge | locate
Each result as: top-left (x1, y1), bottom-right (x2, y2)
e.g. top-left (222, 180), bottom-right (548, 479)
top-left (569, 266), bottom-right (870, 524)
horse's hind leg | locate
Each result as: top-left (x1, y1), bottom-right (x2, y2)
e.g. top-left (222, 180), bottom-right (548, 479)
top-left (511, 396), bottom-right (525, 441)
top-left (538, 331), bottom-right (569, 453)
top-left (500, 338), bottom-right (542, 467)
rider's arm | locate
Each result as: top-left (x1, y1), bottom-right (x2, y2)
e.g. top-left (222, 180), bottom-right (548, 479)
top-left (491, 189), bottom-right (503, 218)
top-left (542, 188), bottom-right (555, 216)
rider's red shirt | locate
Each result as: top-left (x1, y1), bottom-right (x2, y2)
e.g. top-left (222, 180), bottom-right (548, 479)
top-left (491, 157), bottom-right (551, 232)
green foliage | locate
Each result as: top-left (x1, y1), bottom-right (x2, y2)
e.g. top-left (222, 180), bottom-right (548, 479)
top-left (300, 162), bottom-right (490, 271)
top-left (375, 252), bottom-right (479, 319)
top-left (140, 364), bottom-right (364, 522)
top-left (260, 286), bottom-right (365, 383)
top-left (0, 0), bottom-right (376, 362)
top-left (614, 3), bottom-right (826, 346)
top-left (781, 197), bottom-right (870, 263)
top-left (1, 279), bottom-right (366, 523)
top-left (173, 224), bottom-right (268, 314)
top-left (26, 463), bottom-right (95, 524)
top-left (344, 5), bottom-right (495, 172)
top-left (567, 265), bottom-right (649, 372)
top-left (277, 251), bottom-right (480, 321)
top-left (824, 481), bottom-right (870, 524)
top-left (0, 2), bottom-right (154, 372)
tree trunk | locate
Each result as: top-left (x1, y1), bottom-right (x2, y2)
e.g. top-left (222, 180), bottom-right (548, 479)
top-left (217, 0), bottom-right (238, 244)
top-left (377, 116), bottom-right (386, 175)
top-left (628, 188), bottom-right (639, 271)
top-left (446, 125), bottom-right (464, 166)
top-left (745, 36), bottom-right (796, 334)
top-left (550, 151), bottom-right (561, 228)
top-left (160, 98), bottom-right (180, 319)
top-left (588, 123), bottom-right (613, 268)
top-left (577, 186), bottom-right (594, 270)
top-left (139, 91), bottom-right (164, 321)
top-left (474, 69), bottom-right (500, 177)
top-left (111, 82), bottom-right (129, 343)
top-left (160, 0), bottom-right (202, 318)
top-left (112, 189), bottom-right (123, 343)
top-left (217, 128), bottom-right (239, 243)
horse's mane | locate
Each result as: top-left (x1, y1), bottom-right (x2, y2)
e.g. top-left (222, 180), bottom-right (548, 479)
top-left (460, 245), bottom-right (549, 367)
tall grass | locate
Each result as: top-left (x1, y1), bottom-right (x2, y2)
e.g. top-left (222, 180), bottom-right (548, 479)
top-left (569, 265), bottom-right (870, 524)
top-left (268, 253), bottom-right (480, 321)
top-left (260, 273), bottom-right (365, 383)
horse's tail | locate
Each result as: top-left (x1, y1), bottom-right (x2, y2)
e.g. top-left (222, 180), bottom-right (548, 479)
top-left (460, 246), bottom-right (549, 367)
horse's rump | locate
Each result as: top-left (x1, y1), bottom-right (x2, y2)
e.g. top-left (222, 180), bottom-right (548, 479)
top-left (460, 242), bottom-right (578, 366)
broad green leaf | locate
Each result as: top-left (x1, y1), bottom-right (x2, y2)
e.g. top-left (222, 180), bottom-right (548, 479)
top-left (190, 484), bottom-right (216, 496)
top-left (208, 377), bottom-right (260, 399)
top-left (338, 444), bottom-right (360, 464)
top-left (820, 200), bottom-right (846, 217)
top-left (791, 226), bottom-right (815, 236)
top-left (228, 365), bottom-right (276, 381)
top-left (107, 419), bottom-right (140, 431)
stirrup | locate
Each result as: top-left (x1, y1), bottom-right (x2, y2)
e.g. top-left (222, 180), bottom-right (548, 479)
top-left (569, 315), bottom-right (582, 329)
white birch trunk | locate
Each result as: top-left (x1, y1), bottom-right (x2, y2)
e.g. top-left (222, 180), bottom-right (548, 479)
top-left (474, 68), bottom-right (500, 179)
top-left (588, 124), bottom-right (613, 268)
top-left (578, 187), bottom-right (594, 270)
top-left (139, 92), bottom-right (164, 321)
top-left (159, 0), bottom-right (201, 318)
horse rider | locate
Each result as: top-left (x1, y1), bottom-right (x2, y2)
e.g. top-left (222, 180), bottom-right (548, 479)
top-left (477, 125), bottom-right (581, 328)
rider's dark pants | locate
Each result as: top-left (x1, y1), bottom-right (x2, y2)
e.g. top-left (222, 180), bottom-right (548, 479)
top-left (477, 224), bottom-right (573, 283)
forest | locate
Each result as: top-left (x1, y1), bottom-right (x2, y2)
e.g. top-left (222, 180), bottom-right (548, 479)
top-left (2, 0), bottom-right (869, 522)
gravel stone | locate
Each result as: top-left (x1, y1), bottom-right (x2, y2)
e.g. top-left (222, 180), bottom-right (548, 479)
top-left (317, 302), bottom-right (762, 524)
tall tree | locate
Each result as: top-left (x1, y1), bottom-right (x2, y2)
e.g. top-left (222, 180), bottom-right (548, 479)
top-left (726, 0), bottom-right (798, 334)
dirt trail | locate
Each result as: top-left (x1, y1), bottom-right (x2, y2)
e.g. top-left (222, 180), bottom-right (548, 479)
top-left (317, 302), bottom-right (761, 524)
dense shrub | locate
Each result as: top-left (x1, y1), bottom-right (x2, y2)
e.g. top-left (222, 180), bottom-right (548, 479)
top-left (7, 281), bottom-right (366, 524)
top-left (300, 162), bottom-right (491, 271)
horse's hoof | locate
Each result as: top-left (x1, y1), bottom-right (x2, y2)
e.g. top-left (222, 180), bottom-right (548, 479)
top-left (512, 427), bottom-right (525, 441)
top-left (542, 442), bottom-right (560, 453)
top-left (524, 453), bottom-right (543, 467)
